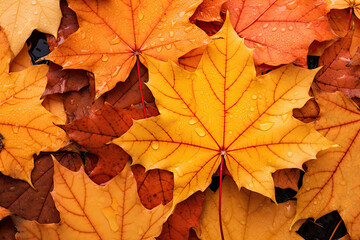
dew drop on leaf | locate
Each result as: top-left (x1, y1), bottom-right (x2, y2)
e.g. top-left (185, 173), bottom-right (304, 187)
top-left (195, 127), bottom-right (206, 137)
top-left (101, 54), bottom-right (109, 62)
top-left (259, 122), bottom-right (274, 131)
top-left (189, 117), bottom-right (197, 125)
top-left (151, 141), bottom-right (159, 150)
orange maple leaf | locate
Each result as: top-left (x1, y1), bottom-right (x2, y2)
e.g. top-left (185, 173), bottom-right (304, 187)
top-left (0, 30), bottom-right (68, 184)
top-left (13, 158), bottom-right (171, 239)
top-left (114, 15), bottom-right (332, 209)
top-left (293, 91), bottom-right (360, 239)
top-left (48, 0), bottom-right (209, 98)
top-left (224, 0), bottom-right (334, 66)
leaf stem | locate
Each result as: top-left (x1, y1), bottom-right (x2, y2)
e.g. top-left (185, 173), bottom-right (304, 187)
top-left (219, 154), bottom-right (225, 240)
top-left (348, 7), bottom-right (353, 31)
top-left (136, 56), bottom-right (147, 118)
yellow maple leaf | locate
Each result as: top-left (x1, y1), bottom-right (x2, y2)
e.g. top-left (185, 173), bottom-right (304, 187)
top-left (326, 0), bottom-right (360, 20)
top-left (0, 30), bottom-right (68, 184)
top-left (113, 15), bottom-right (332, 209)
top-left (195, 177), bottom-right (302, 240)
top-left (293, 91), bottom-right (360, 239)
top-left (0, 0), bottom-right (61, 56)
top-left (48, 0), bottom-right (209, 98)
top-left (13, 158), bottom-right (171, 240)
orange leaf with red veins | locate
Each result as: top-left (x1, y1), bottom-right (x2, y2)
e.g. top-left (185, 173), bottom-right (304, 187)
top-left (14, 159), bottom-right (171, 240)
top-left (190, 0), bottom-right (227, 22)
top-left (114, 16), bottom-right (332, 209)
top-left (225, 0), bottom-right (334, 66)
top-left (0, 153), bottom-right (83, 224)
top-left (157, 192), bottom-right (205, 240)
top-left (178, 46), bottom-right (206, 72)
top-left (0, 37), bottom-right (68, 183)
top-left (131, 165), bottom-right (174, 209)
top-left (293, 91), bottom-right (360, 239)
top-left (0, 0), bottom-right (62, 56)
top-left (315, 27), bottom-right (360, 98)
top-left (0, 30), bottom-right (12, 74)
top-left (196, 177), bottom-right (302, 240)
top-left (48, 0), bottom-right (209, 98)
top-left (273, 169), bottom-right (300, 191)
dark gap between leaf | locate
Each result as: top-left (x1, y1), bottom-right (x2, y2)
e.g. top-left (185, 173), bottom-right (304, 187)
top-left (26, 30), bottom-right (50, 65)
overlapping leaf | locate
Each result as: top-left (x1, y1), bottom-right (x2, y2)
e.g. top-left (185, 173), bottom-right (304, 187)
top-left (114, 15), bottom-right (332, 209)
top-left (326, 0), bottom-right (360, 19)
top-left (14, 159), bottom-right (171, 240)
top-left (196, 177), bottom-right (302, 240)
top-left (0, 206), bottom-right (10, 221)
top-left (0, 33), bottom-right (68, 183)
top-left (225, 0), bottom-right (334, 65)
top-left (0, 0), bottom-right (62, 55)
top-left (48, 0), bottom-right (209, 97)
top-left (293, 91), bottom-right (360, 239)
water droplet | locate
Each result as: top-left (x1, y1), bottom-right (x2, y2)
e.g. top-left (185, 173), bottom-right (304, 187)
top-left (70, 99), bottom-right (74, 105)
top-left (110, 36), bottom-right (121, 45)
top-left (294, 91), bottom-right (298, 95)
top-left (189, 118), bottom-right (197, 125)
top-left (249, 183), bottom-right (254, 188)
top-left (34, 10), bottom-right (38, 15)
top-left (195, 127), bottom-right (206, 137)
top-left (165, 44), bottom-right (172, 49)
top-left (138, 11), bottom-right (144, 20)
top-left (252, 94), bottom-right (257, 100)
top-left (161, 16), bottom-right (167, 22)
top-left (332, 144), bottom-right (340, 148)
top-left (281, 114), bottom-right (290, 121)
top-left (12, 125), bottom-right (19, 134)
top-left (111, 66), bottom-right (121, 77)
top-left (228, 131), bottom-right (233, 135)
top-left (229, 114), bottom-right (233, 119)
top-left (288, 26), bottom-right (294, 31)
top-left (31, 0), bottom-right (37, 4)
top-left (156, 46), bottom-right (162, 52)
top-left (291, 99), bottom-right (297, 104)
top-left (9, 186), bottom-right (15, 192)
top-left (284, 202), bottom-right (296, 218)
top-left (101, 54), bottom-right (109, 62)
top-left (287, 151), bottom-right (293, 157)
top-left (272, 27), bottom-right (277, 32)
top-left (81, 32), bottom-right (86, 39)
top-left (90, 36), bottom-right (94, 42)
top-left (314, 200), bottom-right (318, 205)
top-left (25, 139), bottom-right (35, 146)
top-left (281, 28), bottom-right (286, 32)
top-left (250, 107), bottom-right (255, 112)
top-left (340, 180), bottom-right (346, 186)
top-left (184, 26), bottom-right (193, 32)
top-left (179, 11), bottom-right (185, 17)
top-left (169, 31), bottom-right (174, 37)
top-left (259, 122), bottom-right (274, 131)
top-left (159, 37), bottom-right (165, 42)
top-left (286, 0), bottom-right (298, 10)
top-left (263, 23), bottom-right (269, 28)
top-left (151, 141), bottom-right (159, 150)
top-left (182, 103), bottom-right (187, 109)
top-left (305, 187), bottom-right (310, 191)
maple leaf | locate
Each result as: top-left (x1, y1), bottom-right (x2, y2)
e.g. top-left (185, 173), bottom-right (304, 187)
top-left (224, 0), bottom-right (334, 66)
top-left (48, 0), bottom-right (209, 98)
top-left (113, 15), bottom-right (332, 208)
top-left (0, 153), bottom-right (83, 224)
top-left (190, 0), bottom-right (226, 22)
top-left (273, 169), bottom-right (300, 191)
top-left (195, 177), bottom-right (302, 240)
top-left (326, 0), bottom-right (360, 20)
top-left (315, 25), bottom-right (360, 98)
top-left (0, 33), bottom-right (68, 183)
top-left (157, 191), bottom-right (204, 240)
top-left (293, 91), bottom-right (360, 239)
top-left (13, 158), bottom-right (171, 239)
top-left (0, 0), bottom-right (62, 56)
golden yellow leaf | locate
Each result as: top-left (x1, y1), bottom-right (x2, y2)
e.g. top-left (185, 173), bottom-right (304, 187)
top-left (0, 0), bottom-right (61, 56)
top-left (13, 158), bottom-right (171, 240)
top-left (0, 206), bottom-right (11, 221)
top-left (42, 94), bottom-right (67, 125)
top-left (10, 44), bottom-right (32, 72)
top-left (326, 0), bottom-right (360, 20)
top-left (195, 177), bottom-right (302, 240)
top-left (0, 29), bottom-right (12, 74)
top-left (113, 15), bottom-right (332, 209)
top-left (293, 91), bottom-right (360, 239)
top-left (48, 0), bottom-right (209, 98)
top-left (0, 39), bottom-right (67, 183)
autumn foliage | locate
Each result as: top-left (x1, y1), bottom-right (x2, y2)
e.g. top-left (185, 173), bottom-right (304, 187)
top-left (0, 0), bottom-right (359, 239)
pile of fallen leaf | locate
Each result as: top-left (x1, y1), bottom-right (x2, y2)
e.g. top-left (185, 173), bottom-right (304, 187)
top-left (0, 0), bottom-right (359, 239)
